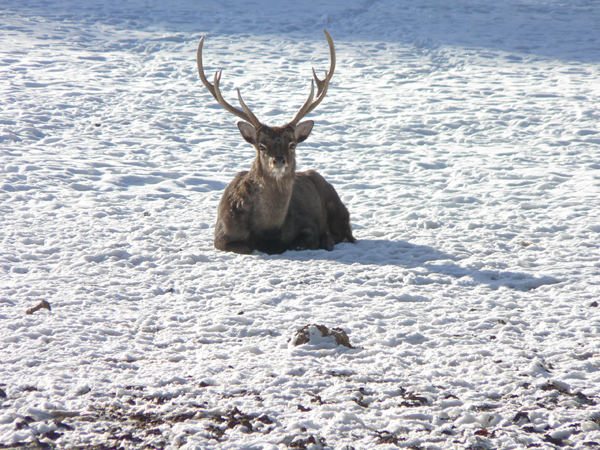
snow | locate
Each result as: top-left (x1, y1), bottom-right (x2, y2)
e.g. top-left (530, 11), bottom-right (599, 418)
top-left (1, 0), bottom-right (600, 448)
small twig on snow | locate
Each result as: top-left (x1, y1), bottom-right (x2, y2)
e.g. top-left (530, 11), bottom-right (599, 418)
top-left (26, 300), bottom-right (51, 315)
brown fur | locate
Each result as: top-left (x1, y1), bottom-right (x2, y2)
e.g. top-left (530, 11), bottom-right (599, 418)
top-left (214, 122), bottom-right (354, 254)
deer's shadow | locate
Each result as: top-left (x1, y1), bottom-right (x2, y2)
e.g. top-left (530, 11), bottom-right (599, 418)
top-left (274, 239), bottom-right (560, 291)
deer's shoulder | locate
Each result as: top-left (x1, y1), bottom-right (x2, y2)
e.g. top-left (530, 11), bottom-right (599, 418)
top-left (221, 171), bottom-right (259, 212)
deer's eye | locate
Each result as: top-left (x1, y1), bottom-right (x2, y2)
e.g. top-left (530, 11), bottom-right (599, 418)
top-left (289, 142), bottom-right (297, 151)
top-left (258, 143), bottom-right (267, 152)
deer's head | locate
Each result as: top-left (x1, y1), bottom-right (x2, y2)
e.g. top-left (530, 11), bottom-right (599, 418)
top-left (197, 30), bottom-right (335, 180)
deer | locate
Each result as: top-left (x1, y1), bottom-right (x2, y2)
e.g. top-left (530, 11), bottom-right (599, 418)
top-left (197, 30), bottom-right (355, 254)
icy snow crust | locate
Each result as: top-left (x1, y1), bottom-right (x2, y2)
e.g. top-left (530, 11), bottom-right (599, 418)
top-left (1, 0), bottom-right (600, 448)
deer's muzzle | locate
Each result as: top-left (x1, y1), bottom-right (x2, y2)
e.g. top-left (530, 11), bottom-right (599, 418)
top-left (270, 156), bottom-right (288, 178)
top-left (272, 156), bottom-right (286, 167)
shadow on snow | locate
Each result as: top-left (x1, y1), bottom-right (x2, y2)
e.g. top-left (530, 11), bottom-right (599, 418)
top-left (274, 239), bottom-right (560, 291)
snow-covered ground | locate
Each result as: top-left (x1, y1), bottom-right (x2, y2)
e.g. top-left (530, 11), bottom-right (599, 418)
top-left (1, 0), bottom-right (600, 448)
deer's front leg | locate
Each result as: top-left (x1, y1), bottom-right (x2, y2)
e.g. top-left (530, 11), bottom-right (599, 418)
top-left (214, 237), bottom-right (254, 254)
top-left (214, 199), bottom-right (255, 254)
top-left (214, 224), bottom-right (254, 254)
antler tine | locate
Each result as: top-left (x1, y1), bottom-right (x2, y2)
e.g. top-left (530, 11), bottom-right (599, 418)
top-left (294, 79), bottom-right (315, 121)
top-left (197, 36), bottom-right (261, 128)
top-left (236, 89), bottom-right (261, 127)
top-left (196, 36), bottom-right (215, 98)
top-left (312, 68), bottom-right (328, 97)
top-left (290, 29), bottom-right (336, 126)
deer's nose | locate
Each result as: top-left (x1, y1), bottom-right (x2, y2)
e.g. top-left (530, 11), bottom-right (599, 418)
top-left (273, 156), bottom-right (286, 166)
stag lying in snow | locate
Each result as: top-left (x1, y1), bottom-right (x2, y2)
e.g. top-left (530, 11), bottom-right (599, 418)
top-left (197, 30), bottom-right (355, 254)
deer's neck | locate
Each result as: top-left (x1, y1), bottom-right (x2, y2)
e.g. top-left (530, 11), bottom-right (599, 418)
top-left (250, 160), bottom-right (295, 229)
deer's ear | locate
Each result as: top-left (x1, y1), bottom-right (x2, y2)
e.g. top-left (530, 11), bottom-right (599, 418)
top-left (237, 121), bottom-right (256, 144)
top-left (294, 120), bottom-right (314, 143)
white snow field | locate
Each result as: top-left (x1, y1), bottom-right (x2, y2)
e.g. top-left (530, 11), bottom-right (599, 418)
top-left (1, 0), bottom-right (600, 448)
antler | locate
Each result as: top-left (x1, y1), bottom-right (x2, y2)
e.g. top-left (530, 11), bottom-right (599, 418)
top-left (197, 36), bottom-right (262, 129)
top-left (289, 29), bottom-right (336, 126)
